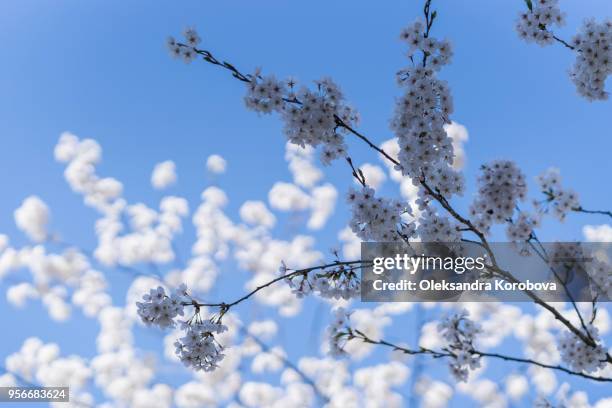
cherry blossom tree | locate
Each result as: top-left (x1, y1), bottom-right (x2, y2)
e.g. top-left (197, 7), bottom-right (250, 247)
top-left (1, 1), bottom-right (611, 407)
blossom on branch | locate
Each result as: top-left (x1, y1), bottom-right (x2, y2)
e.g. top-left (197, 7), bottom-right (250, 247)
top-left (438, 309), bottom-right (482, 382)
top-left (346, 186), bottom-right (415, 242)
top-left (570, 19), bottom-right (612, 101)
top-left (506, 211), bottom-right (539, 243)
top-left (557, 324), bottom-right (607, 373)
top-left (392, 19), bottom-right (464, 198)
top-left (283, 262), bottom-right (361, 300)
top-left (136, 285), bottom-right (187, 329)
top-left (515, 0), bottom-right (565, 45)
top-left (516, 0), bottom-right (612, 100)
top-left (174, 320), bottom-right (227, 372)
top-left (327, 307), bottom-right (352, 357)
top-left (244, 74), bottom-right (359, 165)
top-left (535, 167), bottom-right (579, 221)
top-left (469, 160), bottom-right (527, 234)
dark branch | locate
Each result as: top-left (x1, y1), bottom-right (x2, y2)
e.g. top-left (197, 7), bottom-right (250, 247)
top-left (185, 260), bottom-right (369, 311)
top-left (172, 20), bottom-right (610, 364)
top-left (573, 206), bottom-right (612, 220)
top-left (350, 331), bottom-right (612, 383)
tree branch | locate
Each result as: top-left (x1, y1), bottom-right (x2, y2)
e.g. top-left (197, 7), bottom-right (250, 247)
top-left (350, 331), bottom-right (612, 383)
top-left (173, 22), bottom-right (610, 366)
top-left (551, 33), bottom-right (576, 50)
top-left (186, 260), bottom-right (370, 311)
top-left (573, 206), bottom-right (612, 220)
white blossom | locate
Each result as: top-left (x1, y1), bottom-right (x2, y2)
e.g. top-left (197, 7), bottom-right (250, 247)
top-left (6, 337), bottom-right (91, 392)
top-left (557, 324), bottom-right (607, 373)
top-left (417, 206), bottom-right (462, 243)
top-left (347, 186), bottom-right (415, 242)
top-left (240, 201), bottom-right (276, 228)
top-left (515, 0), bottom-right (565, 45)
top-left (284, 263), bottom-right (360, 301)
top-left (182, 27), bottom-right (201, 47)
top-left (244, 74), bottom-right (358, 165)
top-left (55, 133), bottom-right (123, 214)
top-left (437, 309), bottom-right (482, 382)
top-left (6, 282), bottom-right (39, 308)
top-left (535, 167), bottom-right (580, 221)
top-left (247, 320), bottom-right (278, 341)
top-left (506, 211), bottom-right (540, 242)
top-left (505, 374), bottom-right (529, 401)
top-left (569, 19), bottom-right (612, 100)
top-left (136, 285), bottom-right (187, 329)
top-left (166, 36), bottom-right (181, 58)
top-left (326, 308), bottom-right (351, 357)
top-left (392, 20), bottom-right (463, 197)
top-left (206, 154), bottom-right (227, 174)
top-left (174, 320), bottom-right (227, 372)
top-left (151, 160), bottom-right (177, 190)
top-left (516, 1), bottom-right (611, 100)
top-left (470, 160), bottom-right (527, 234)
top-left (167, 27), bottom-right (202, 64)
top-left (14, 196), bottom-right (50, 242)
top-left (586, 258), bottom-right (612, 299)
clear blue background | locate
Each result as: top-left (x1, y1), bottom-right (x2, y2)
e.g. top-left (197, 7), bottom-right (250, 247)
top-left (0, 0), bottom-right (611, 406)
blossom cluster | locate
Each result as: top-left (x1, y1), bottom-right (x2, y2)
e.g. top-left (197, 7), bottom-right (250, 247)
top-left (244, 74), bottom-right (359, 164)
top-left (469, 160), bottom-right (527, 233)
top-left (346, 187), bottom-right (416, 242)
top-left (515, 0), bottom-right (565, 45)
top-left (516, 1), bottom-right (611, 100)
top-left (399, 19), bottom-right (454, 70)
top-left (136, 284), bottom-right (228, 372)
top-left (437, 310), bottom-right (482, 382)
top-left (327, 307), bottom-right (351, 357)
top-left (416, 206), bottom-right (462, 242)
top-left (549, 242), bottom-right (612, 300)
top-left (544, 242), bottom-right (611, 301)
top-left (55, 134), bottom-right (190, 267)
top-left (14, 196), bottom-right (50, 242)
top-left (557, 324), bottom-right (607, 373)
top-left (569, 19), bottom-right (612, 100)
top-left (55, 133), bottom-right (123, 214)
top-left (136, 285), bottom-right (187, 329)
top-left (283, 263), bottom-right (360, 300)
top-left (535, 168), bottom-right (579, 221)
top-left (167, 27), bottom-right (201, 63)
top-left (586, 258), bottom-right (612, 299)
top-left (546, 242), bottom-right (585, 275)
top-left (174, 320), bottom-right (227, 371)
top-left (166, 24), bottom-right (355, 155)
top-left (392, 20), bottom-right (464, 197)
top-left (506, 211), bottom-right (539, 243)
top-left (6, 337), bottom-right (92, 405)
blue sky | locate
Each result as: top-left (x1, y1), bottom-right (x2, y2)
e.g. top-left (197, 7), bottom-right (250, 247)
top-left (1, 0), bottom-right (611, 406)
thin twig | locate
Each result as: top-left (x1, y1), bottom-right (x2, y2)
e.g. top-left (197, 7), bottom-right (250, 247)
top-left (186, 260), bottom-right (370, 311)
top-left (474, 350), bottom-right (610, 382)
top-left (573, 206), bottom-right (612, 220)
top-left (350, 331), bottom-right (612, 383)
top-left (552, 33), bottom-right (576, 50)
top-left (527, 233), bottom-right (591, 340)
